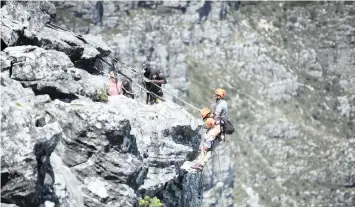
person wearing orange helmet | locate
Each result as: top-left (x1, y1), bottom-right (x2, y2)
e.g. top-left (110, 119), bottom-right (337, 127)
top-left (191, 89), bottom-right (231, 170)
top-left (211, 88), bottom-right (228, 141)
top-left (213, 88), bottom-right (228, 119)
top-left (200, 107), bottom-right (214, 120)
top-left (191, 117), bottom-right (217, 170)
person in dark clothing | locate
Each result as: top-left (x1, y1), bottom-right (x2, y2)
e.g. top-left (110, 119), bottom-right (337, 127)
top-left (141, 61), bottom-right (167, 104)
top-left (148, 69), bottom-right (167, 104)
top-left (142, 61), bottom-right (153, 104)
top-left (121, 79), bottom-right (134, 99)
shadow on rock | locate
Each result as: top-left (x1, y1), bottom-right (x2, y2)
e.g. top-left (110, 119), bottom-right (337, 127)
top-left (164, 125), bottom-right (202, 161)
top-left (34, 134), bottom-right (61, 207)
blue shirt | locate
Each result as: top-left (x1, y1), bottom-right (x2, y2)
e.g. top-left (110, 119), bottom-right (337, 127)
top-left (212, 99), bottom-right (228, 120)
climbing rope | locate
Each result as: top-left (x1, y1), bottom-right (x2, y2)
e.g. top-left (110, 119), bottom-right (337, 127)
top-left (45, 22), bottom-right (201, 112)
top-left (109, 54), bottom-right (201, 112)
top-left (98, 56), bottom-right (167, 102)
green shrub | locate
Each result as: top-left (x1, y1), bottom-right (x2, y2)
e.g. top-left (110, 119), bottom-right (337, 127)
top-left (139, 196), bottom-right (163, 207)
top-left (96, 88), bottom-right (108, 102)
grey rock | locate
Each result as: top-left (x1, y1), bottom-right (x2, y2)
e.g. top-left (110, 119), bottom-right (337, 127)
top-left (0, 17), bottom-right (24, 46)
top-left (1, 74), bottom-right (61, 207)
top-left (264, 122), bottom-right (299, 139)
top-left (0, 204), bottom-right (20, 207)
top-left (33, 27), bottom-right (110, 65)
top-left (4, 0), bottom-right (355, 206)
top-left (1, 68), bottom-right (203, 207)
top-left (2, 1), bottom-right (206, 207)
top-left (2, 46), bottom-right (107, 101)
top-left (163, 1), bottom-right (188, 9)
top-left (0, 51), bottom-right (12, 72)
top-left (1, 0), bottom-right (111, 72)
top-left (156, 162), bottom-right (203, 207)
top-left (42, 96), bottom-right (202, 206)
top-left (50, 153), bottom-right (84, 207)
top-left (337, 96), bottom-right (352, 118)
top-left (82, 34), bottom-right (111, 55)
top-left (0, 1), bottom-right (55, 46)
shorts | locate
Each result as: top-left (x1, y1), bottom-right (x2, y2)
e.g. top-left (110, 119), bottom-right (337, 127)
top-left (203, 140), bottom-right (215, 151)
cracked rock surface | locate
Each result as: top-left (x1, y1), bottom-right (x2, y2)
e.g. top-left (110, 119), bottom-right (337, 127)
top-left (1, 1), bottom-right (204, 207)
top-left (53, 1), bottom-right (355, 206)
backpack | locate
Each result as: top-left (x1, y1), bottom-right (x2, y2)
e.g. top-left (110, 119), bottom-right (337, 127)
top-left (221, 117), bottom-right (234, 134)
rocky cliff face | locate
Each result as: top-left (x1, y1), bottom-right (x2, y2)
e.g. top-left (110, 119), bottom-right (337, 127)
top-left (1, 1), bottom-right (204, 207)
top-left (51, 1), bottom-right (355, 207)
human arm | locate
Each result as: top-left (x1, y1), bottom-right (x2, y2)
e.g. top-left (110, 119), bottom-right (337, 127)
top-left (214, 103), bottom-right (223, 118)
top-left (151, 76), bottom-right (167, 84)
top-left (143, 77), bottom-right (165, 84)
top-left (204, 125), bottom-right (221, 142)
top-left (151, 79), bottom-right (166, 84)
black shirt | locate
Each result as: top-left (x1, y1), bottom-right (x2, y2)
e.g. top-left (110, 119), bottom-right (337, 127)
top-left (150, 70), bottom-right (167, 95)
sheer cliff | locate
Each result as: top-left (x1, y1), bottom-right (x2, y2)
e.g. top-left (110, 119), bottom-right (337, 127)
top-left (51, 1), bottom-right (355, 207)
top-left (1, 1), bottom-right (355, 207)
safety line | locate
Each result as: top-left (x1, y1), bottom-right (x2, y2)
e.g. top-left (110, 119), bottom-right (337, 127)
top-left (45, 22), bottom-right (202, 112)
top-left (110, 54), bottom-right (201, 112)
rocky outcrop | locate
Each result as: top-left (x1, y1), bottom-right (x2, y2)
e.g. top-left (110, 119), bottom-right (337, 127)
top-left (1, 1), bottom-right (111, 74)
top-left (1, 1), bottom-right (204, 207)
top-left (52, 1), bottom-right (355, 207)
top-left (2, 46), bottom-right (107, 101)
top-left (43, 96), bottom-right (202, 207)
top-left (1, 70), bottom-right (204, 206)
top-left (1, 73), bottom-right (62, 207)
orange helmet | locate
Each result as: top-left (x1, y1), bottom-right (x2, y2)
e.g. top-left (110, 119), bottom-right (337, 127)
top-left (204, 118), bottom-right (215, 129)
top-left (200, 108), bottom-right (211, 119)
top-left (215, 88), bottom-right (226, 98)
